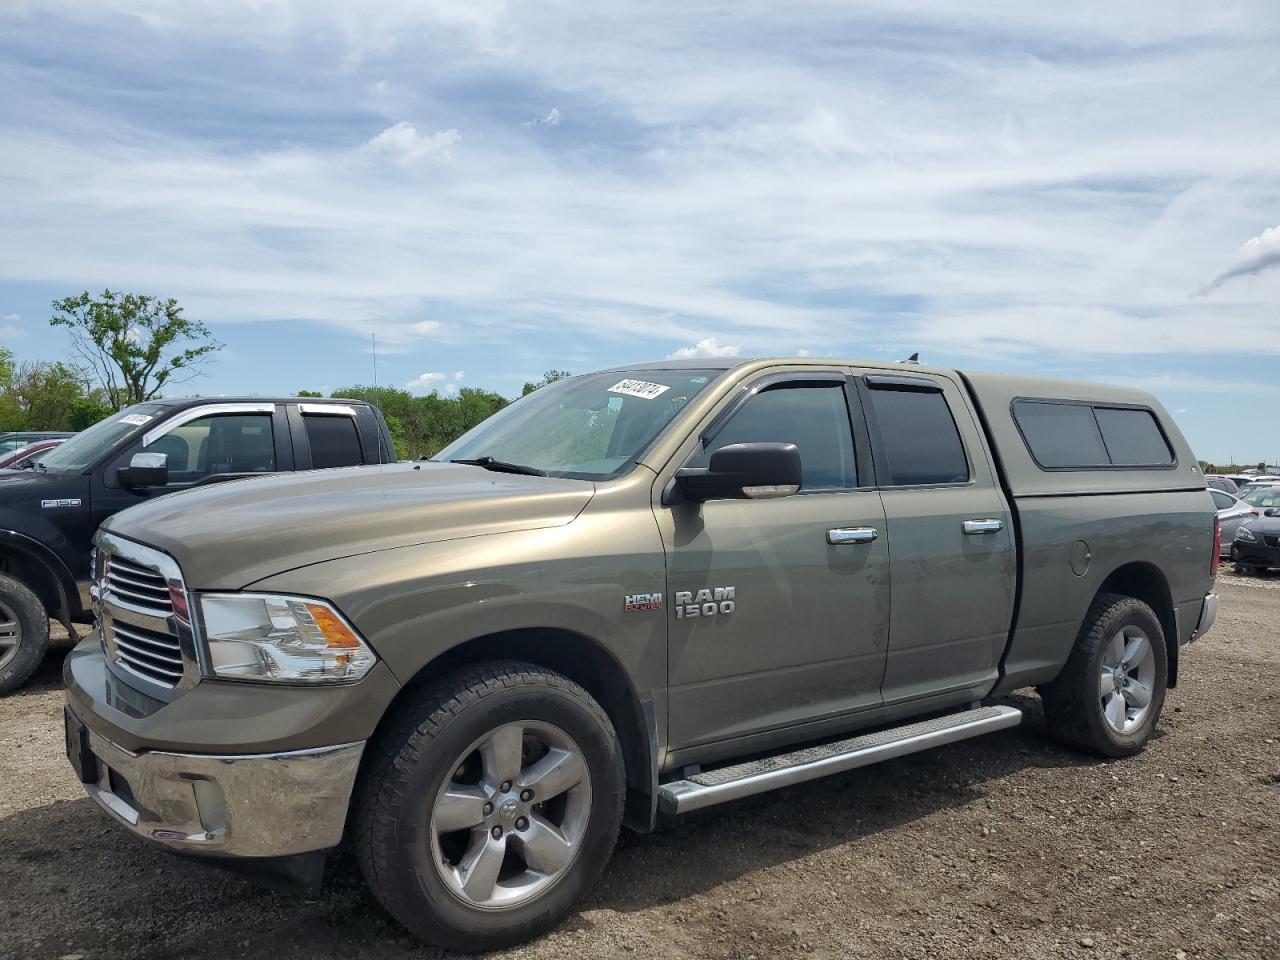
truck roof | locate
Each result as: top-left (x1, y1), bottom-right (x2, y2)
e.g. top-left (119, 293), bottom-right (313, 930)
top-left (147, 396), bottom-right (375, 409)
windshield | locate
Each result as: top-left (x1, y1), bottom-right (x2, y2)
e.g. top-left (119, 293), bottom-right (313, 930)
top-left (1242, 486), bottom-right (1280, 509)
top-left (36, 403), bottom-right (169, 472)
top-left (436, 370), bottom-right (722, 479)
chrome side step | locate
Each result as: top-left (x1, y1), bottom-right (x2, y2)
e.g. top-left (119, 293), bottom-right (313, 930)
top-left (657, 704), bottom-right (1022, 815)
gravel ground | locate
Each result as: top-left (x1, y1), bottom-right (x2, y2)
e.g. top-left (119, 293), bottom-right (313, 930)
top-left (2, 574), bottom-right (1277, 960)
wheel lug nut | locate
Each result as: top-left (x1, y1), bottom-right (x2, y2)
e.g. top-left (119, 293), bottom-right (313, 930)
top-left (519, 789), bottom-right (533, 802)
top-left (515, 816), bottom-right (528, 831)
top-left (483, 802), bottom-right (494, 816)
top-left (491, 825), bottom-right (503, 839)
top-left (500, 780), bottom-right (512, 793)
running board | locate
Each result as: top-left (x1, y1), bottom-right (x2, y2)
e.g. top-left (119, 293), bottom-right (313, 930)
top-left (658, 705), bottom-right (1022, 815)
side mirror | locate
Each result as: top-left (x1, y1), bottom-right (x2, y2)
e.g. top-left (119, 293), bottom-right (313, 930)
top-left (118, 451), bottom-right (169, 489)
top-left (1265, 508), bottom-right (1279, 518)
top-left (675, 442), bottom-right (802, 502)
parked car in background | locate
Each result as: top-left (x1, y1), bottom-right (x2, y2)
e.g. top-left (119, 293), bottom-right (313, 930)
top-left (1210, 489), bottom-right (1256, 554)
top-left (0, 431), bottom-right (74, 456)
top-left (0, 438), bottom-right (66, 470)
top-left (1205, 476), bottom-right (1239, 495)
top-left (1239, 479), bottom-right (1280, 500)
top-left (1231, 490), bottom-right (1280, 574)
top-left (0, 396), bottom-right (396, 694)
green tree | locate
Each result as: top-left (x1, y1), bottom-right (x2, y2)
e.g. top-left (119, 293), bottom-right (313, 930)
top-left (50, 290), bottom-right (222, 410)
top-left (296, 390), bottom-right (324, 398)
top-left (522, 369), bottom-right (571, 396)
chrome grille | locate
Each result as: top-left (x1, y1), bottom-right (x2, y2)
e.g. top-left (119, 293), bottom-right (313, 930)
top-left (104, 554), bottom-right (174, 617)
top-left (95, 533), bottom-right (194, 691)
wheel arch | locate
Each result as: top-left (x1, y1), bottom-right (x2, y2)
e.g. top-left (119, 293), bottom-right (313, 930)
top-left (367, 626), bottom-right (660, 833)
top-left (1092, 561), bottom-right (1178, 687)
top-left (0, 530), bottom-right (78, 632)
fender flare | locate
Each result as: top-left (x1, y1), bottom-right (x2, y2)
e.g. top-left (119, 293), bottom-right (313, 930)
top-left (0, 528), bottom-right (80, 629)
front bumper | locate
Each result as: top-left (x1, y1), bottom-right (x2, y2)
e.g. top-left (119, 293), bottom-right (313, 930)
top-left (65, 703), bottom-right (365, 858)
top-left (1231, 537), bottom-right (1280, 569)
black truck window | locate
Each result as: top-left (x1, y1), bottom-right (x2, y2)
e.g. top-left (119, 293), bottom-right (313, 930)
top-left (144, 414), bottom-right (276, 480)
top-left (867, 386), bottom-right (969, 486)
top-left (304, 414), bottom-right (363, 469)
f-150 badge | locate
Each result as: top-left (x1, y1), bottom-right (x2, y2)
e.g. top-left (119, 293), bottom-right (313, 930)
top-left (674, 587), bottom-right (735, 619)
top-left (41, 498), bottom-right (83, 509)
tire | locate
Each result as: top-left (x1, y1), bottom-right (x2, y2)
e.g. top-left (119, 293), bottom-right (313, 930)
top-left (355, 661), bottom-right (625, 952)
top-left (0, 574), bottom-right (51, 696)
top-left (1038, 593), bottom-right (1168, 758)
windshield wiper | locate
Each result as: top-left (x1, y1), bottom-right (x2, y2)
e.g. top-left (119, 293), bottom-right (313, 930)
top-left (448, 456), bottom-right (548, 477)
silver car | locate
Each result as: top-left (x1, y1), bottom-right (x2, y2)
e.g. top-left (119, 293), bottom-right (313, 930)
top-left (1206, 475), bottom-right (1240, 495)
top-left (1211, 489), bottom-right (1257, 555)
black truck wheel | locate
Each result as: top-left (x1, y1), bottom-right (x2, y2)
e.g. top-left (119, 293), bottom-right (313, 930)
top-left (0, 573), bottom-right (51, 695)
top-left (1038, 592), bottom-right (1168, 758)
top-left (355, 661), bottom-right (625, 952)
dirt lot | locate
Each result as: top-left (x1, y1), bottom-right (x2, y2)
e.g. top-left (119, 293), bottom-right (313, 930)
top-left (2, 574), bottom-right (1277, 960)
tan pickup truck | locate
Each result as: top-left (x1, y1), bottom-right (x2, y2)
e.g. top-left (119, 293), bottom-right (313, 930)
top-left (63, 358), bottom-right (1218, 950)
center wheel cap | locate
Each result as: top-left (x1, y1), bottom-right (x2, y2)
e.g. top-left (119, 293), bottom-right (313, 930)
top-left (498, 796), bottom-right (519, 821)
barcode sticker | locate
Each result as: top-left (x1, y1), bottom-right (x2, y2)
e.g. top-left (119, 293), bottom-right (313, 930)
top-left (119, 414), bottom-right (153, 426)
top-left (608, 379), bottom-right (670, 400)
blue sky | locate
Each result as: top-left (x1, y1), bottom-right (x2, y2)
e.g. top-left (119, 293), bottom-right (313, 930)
top-left (1, 2), bottom-right (1278, 464)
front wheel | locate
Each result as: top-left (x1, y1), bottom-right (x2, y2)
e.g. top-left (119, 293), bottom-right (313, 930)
top-left (1038, 593), bottom-right (1168, 758)
top-left (0, 574), bottom-right (50, 695)
top-left (355, 662), bottom-right (625, 952)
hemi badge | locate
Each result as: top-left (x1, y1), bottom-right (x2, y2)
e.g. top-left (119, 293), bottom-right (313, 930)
top-left (625, 592), bottom-right (663, 612)
top-left (41, 498), bottom-right (83, 509)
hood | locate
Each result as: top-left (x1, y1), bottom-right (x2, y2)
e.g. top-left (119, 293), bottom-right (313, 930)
top-left (1241, 514), bottom-right (1280, 535)
top-left (102, 461), bottom-right (596, 589)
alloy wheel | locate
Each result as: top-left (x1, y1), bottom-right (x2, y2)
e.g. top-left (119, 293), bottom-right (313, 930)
top-left (1099, 625), bottom-right (1157, 734)
top-left (429, 720), bottom-right (592, 910)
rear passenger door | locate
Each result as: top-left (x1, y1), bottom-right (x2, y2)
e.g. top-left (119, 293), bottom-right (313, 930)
top-left (858, 373), bottom-right (1016, 705)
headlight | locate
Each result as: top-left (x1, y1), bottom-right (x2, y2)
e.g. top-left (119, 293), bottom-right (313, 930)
top-left (1235, 525), bottom-right (1257, 542)
top-left (196, 593), bottom-right (377, 683)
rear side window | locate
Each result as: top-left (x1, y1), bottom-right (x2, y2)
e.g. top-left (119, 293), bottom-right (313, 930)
top-left (1013, 400), bottom-right (1173, 469)
top-left (304, 414), bottom-right (363, 468)
top-left (1209, 490), bottom-right (1236, 510)
top-left (1094, 407), bottom-right (1173, 465)
top-left (866, 386), bottom-right (969, 486)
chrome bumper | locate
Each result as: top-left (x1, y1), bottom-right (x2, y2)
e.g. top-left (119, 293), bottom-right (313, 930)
top-left (70, 711), bottom-right (365, 857)
top-left (1191, 592), bottom-right (1218, 642)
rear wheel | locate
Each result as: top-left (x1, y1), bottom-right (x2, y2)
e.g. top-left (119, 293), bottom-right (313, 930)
top-left (1039, 593), bottom-right (1168, 758)
top-left (0, 574), bottom-right (50, 695)
top-left (355, 661), bottom-right (625, 952)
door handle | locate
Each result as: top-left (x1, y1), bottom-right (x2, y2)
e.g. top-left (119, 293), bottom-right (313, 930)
top-left (962, 518), bottom-right (1004, 535)
top-left (827, 527), bottom-right (879, 545)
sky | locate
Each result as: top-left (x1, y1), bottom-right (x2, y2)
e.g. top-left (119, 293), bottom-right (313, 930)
top-left (1, 2), bottom-right (1278, 464)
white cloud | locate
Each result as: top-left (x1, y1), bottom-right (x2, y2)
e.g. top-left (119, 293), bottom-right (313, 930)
top-left (1195, 224), bottom-right (1280, 296)
top-left (368, 80), bottom-right (389, 97)
top-left (796, 348), bottom-right (810, 357)
top-left (667, 337), bottom-right (741, 359)
top-left (361, 122), bottom-right (460, 164)
top-left (406, 368), bottom-right (464, 394)
top-left (0, 325), bottom-right (21, 339)
top-left (531, 107), bottom-right (561, 127)
top-left (2, 313), bottom-right (18, 323)
top-left (410, 319), bottom-right (445, 336)
top-left (405, 370), bottom-right (445, 391)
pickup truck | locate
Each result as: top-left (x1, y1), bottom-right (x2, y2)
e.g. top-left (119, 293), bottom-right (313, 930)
top-left (61, 359), bottom-right (1218, 951)
top-left (0, 396), bottom-right (395, 693)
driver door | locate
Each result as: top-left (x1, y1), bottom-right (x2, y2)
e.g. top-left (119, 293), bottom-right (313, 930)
top-left (656, 372), bottom-right (891, 753)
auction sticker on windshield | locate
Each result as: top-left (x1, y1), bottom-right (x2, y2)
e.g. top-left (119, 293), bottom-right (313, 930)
top-left (119, 414), bottom-right (153, 426)
top-left (609, 379), bottom-right (670, 400)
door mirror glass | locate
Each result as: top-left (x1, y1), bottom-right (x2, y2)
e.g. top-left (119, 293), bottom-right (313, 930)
top-left (676, 442), bottom-right (802, 502)
top-left (118, 451), bottom-right (169, 489)
top-left (1265, 508), bottom-right (1279, 518)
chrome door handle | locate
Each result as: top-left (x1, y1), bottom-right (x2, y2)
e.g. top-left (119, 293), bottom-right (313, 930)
top-left (962, 518), bottom-right (1004, 535)
top-left (827, 527), bottom-right (879, 545)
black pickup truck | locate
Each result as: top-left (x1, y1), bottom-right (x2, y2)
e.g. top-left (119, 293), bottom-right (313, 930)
top-left (0, 396), bottom-right (395, 693)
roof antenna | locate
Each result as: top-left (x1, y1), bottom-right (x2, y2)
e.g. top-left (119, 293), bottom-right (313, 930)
top-left (897, 352), bottom-right (920, 365)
